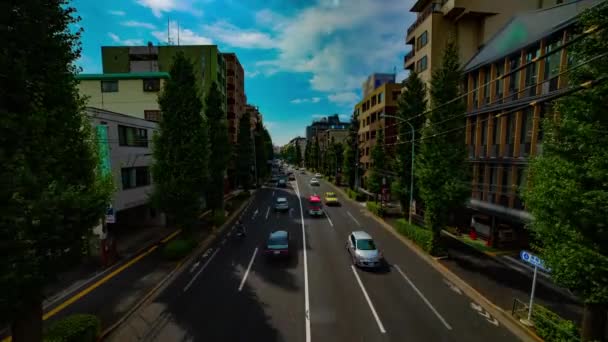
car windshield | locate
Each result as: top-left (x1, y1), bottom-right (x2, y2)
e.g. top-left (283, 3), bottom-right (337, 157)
top-left (277, 198), bottom-right (287, 203)
top-left (268, 235), bottom-right (288, 246)
top-left (326, 193), bottom-right (335, 197)
top-left (356, 239), bottom-right (376, 250)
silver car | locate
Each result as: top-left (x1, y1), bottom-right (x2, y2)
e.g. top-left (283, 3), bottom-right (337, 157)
top-left (346, 231), bottom-right (383, 268)
top-left (274, 197), bottom-right (289, 212)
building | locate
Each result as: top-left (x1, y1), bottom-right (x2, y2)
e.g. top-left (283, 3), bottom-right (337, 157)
top-left (305, 114), bottom-right (349, 141)
top-left (462, 0), bottom-right (600, 245)
top-left (222, 53), bottom-right (246, 144)
top-left (76, 72), bottom-right (169, 122)
top-left (355, 82), bottom-right (403, 189)
top-left (362, 73), bottom-right (396, 98)
top-left (88, 107), bottom-right (165, 231)
top-left (101, 44), bottom-right (226, 112)
top-left (246, 104), bottom-right (263, 131)
top-left (316, 129), bottom-right (349, 152)
top-left (288, 137), bottom-right (307, 160)
top-left (403, 0), bottom-right (545, 86)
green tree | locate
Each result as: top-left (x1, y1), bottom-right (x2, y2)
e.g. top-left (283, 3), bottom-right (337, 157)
top-left (152, 52), bottom-right (209, 233)
top-left (237, 112), bottom-right (253, 189)
top-left (304, 142), bottom-right (311, 168)
top-left (394, 72), bottom-right (427, 214)
top-left (295, 142), bottom-right (302, 167)
top-left (523, 5), bottom-right (608, 340)
top-left (368, 129), bottom-right (386, 198)
top-left (344, 112), bottom-right (360, 189)
top-left (334, 142), bottom-right (344, 177)
top-left (205, 81), bottom-right (229, 213)
top-left (0, 1), bottom-right (112, 340)
top-left (254, 122), bottom-right (268, 180)
top-left (415, 41), bottom-right (470, 255)
top-left (311, 138), bottom-right (321, 171)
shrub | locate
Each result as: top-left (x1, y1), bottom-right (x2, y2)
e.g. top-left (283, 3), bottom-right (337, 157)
top-left (532, 304), bottom-right (579, 342)
top-left (346, 188), bottom-right (365, 201)
top-left (395, 219), bottom-right (433, 253)
top-left (212, 211), bottom-right (226, 227)
top-left (236, 191), bottom-right (251, 199)
top-left (163, 238), bottom-right (196, 260)
top-left (44, 314), bottom-right (100, 342)
top-left (366, 201), bottom-right (385, 217)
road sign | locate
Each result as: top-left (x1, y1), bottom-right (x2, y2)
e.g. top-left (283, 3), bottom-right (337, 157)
top-left (520, 250), bottom-right (548, 271)
top-left (105, 205), bottom-right (116, 224)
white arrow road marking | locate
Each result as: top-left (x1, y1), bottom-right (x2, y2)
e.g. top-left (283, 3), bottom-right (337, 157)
top-left (189, 261), bottom-right (200, 273)
top-left (238, 247), bottom-right (258, 292)
top-left (470, 302), bottom-right (483, 312)
top-left (470, 302), bottom-right (500, 326)
top-left (184, 248), bottom-right (220, 292)
top-left (265, 206), bottom-right (270, 220)
top-left (325, 212), bottom-right (334, 227)
top-left (443, 279), bottom-right (462, 295)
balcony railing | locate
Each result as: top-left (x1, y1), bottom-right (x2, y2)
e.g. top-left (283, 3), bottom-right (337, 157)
top-left (404, 50), bottom-right (415, 67)
top-left (407, 2), bottom-right (442, 36)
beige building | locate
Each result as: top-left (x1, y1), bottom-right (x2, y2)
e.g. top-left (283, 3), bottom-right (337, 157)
top-left (77, 72), bottom-right (169, 122)
top-left (317, 129), bottom-right (349, 152)
top-left (403, 0), bottom-right (547, 85)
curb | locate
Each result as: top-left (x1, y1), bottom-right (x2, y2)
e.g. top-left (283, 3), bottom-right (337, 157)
top-left (100, 192), bottom-right (255, 341)
top-left (323, 180), bottom-right (543, 342)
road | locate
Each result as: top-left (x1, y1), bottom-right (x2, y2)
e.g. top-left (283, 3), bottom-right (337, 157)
top-left (128, 171), bottom-right (520, 342)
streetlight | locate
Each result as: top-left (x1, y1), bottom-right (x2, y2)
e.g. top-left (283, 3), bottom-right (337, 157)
top-left (381, 113), bottom-right (415, 224)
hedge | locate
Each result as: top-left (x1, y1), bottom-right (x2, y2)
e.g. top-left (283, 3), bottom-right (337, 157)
top-left (212, 211), bottom-right (226, 227)
top-left (366, 201), bottom-right (385, 217)
top-left (44, 314), bottom-right (100, 342)
top-left (163, 238), bottom-right (197, 261)
top-left (532, 304), bottom-right (579, 342)
top-left (394, 219), bottom-right (433, 253)
top-left (346, 188), bottom-right (365, 201)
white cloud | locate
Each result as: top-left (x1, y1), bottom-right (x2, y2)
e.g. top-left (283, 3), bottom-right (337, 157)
top-left (122, 20), bottom-right (157, 30)
top-left (108, 10), bottom-right (126, 16)
top-left (328, 92), bottom-right (358, 104)
top-left (311, 114), bottom-right (326, 118)
top-left (201, 21), bottom-right (276, 49)
top-left (136, 0), bottom-right (204, 17)
top-left (108, 32), bottom-right (144, 46)
top-left (265, 121), bottom-right (278, 129)
top-left (339, 114), bottom-right (351, 120)
top-left (151, 23), bottom-right (213, 45)
top-left (290, 97), bottom-right (322, 104)
top-left (245, 70), bottom-right (260, 78)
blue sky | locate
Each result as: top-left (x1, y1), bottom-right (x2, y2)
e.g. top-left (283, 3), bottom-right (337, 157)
top-left (73, 0), bottom-right (416, 145)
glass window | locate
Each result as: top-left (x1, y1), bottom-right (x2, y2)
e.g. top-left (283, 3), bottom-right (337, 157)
top-left (508, 55), bottom-right (521, 97)
top-left (489, 166), bottom-right (497, 194)
top-left (417, 56), bottom-right (428, 72)
top-left (544, 35), bottom-right (562, 92)
top-left (101, 80), bottom-right (118, 92)
top-left (495, 62), bottom-right (504, 101)
top-left (520, 108), bottom-right (533, 144)
top-left (144, 110), bottom-right (161, 122)
top-left (118, 125), bottom-right (148, 147)
top-left (517, 167), bottom-right (527, 191)
top-left (356, 239), bottom-right (376, 250)
top-left (378, 92), bottom-right (384, 103)
top-left (477, 164), bottom-right (485, 192)
top-left (492, 116), bottom-right (500, 145)
top-left (472, 72), bottom-right (479, 109)
top-left (122, 167), bottom-right (150, 189)
top-left (524, 45), bottom-right (540, 97)
top-left (417, 31), bottom-right (428, 50)
top-left (483, 68), bottom-right (490, 105)
top-left (481, 116), bottom-right (488, 146)
top-left (143, 78), bottom-right (161, 92)
top-left (502, 165), bottom-right (511, 190)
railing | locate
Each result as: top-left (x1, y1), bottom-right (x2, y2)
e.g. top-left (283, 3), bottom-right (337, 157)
top-left (404, 50), bottom-right (415, 66)
top-left (407, 2), bottom-right (442, 36)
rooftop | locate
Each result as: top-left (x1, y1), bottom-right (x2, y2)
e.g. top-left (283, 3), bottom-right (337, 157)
top-left (76, 72), bottom-right (170, 80)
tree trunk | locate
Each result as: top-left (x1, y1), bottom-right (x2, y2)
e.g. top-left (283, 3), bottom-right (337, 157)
top-left (11, 297), bottom-right (43, 342)
top-left (581, 303), bottom-right (607, 342)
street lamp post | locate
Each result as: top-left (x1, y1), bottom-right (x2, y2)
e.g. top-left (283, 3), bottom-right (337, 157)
top-left (381, 114), bottom-right (415, 224)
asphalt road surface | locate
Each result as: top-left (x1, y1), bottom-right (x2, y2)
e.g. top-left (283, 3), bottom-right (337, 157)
top-left (138, 172), bottom-right (520, 342)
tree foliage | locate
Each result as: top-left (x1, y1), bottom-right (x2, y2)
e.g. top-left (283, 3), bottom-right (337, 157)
top-left (415, 41), bottom-right (470, 255)
top-left (254, 122), bottom-right (272, 179)
top-left (304, 141), bottom-right (311, 168)
top-left (236, 112), bottom-right (253, 189)
top-left (0, 1), bottom-right (112, 340)
top-left (344, 112), bottom-right (359, 189)
top-left (205, 81), bottom-right (229, 212)
top-left (393, 72), bottom-right (427, 213)
top-left (523, 4), bottom-right (608, 340)
top-left (295, 142), bottom-right (302, 167)
top-left (368, 129), bottom-right (385, 196)
top-left (311, 138), bottom-right (321, 171)
top-left (152, 52), bottom-right (209, 232)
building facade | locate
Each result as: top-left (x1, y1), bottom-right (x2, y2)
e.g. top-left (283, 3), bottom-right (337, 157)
top-left (305, 114), bottom-right (349, 141)
top-left (462, 0), bottom-right (599, 245)
top-left (77, 72), bottom-right (169, 121)
top-left (362, 73), bottom-right (396, 98)
top-left (288, 137), bottom-right (307, 161)
top-left (355, 82), bottom-right (402, 188)
top-left (246, 104), bottom-right (263, 131)
top-left (222, 53), bottom-right (246, 144)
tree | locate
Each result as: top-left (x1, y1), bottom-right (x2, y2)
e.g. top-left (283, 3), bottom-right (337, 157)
top-left (523, 5), bottom-right (608, 340)
top-left (304, 141), bottom-right (311, 168)
top-left (393, 72), bottom-right (427, 214)
top-left (311, 138), bottom-right (321, 171)
top-left (368, 129), bottom-right (386, 198)
top-left (236, 112), bottom-right (254, 189)
top-left (415, 41), bottom-right (470, 255)
top-left (295, 143), bottom-right (302, 167)
top-left (254, 122), bottom-right (269, 180)
top-left (0, 2), bottom-right (112, 340)
top-left (205, 81), bottom-right (229, 213)
top-left (334, 142), bottom-right (344, 177)
top-left (344, 112), bottom-right (360, 189)
top-left (152, 52), bottom-right (209, 233)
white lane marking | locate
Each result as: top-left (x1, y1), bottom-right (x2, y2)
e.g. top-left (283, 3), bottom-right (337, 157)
top-left (350, 265), bottom-right (386, 334)
top-left (183, 248), bottom-right (220, 292)
top-left (346, 211), bottom-right (360, 226)
top-left (265, 206), bottom-right (270, 220)
top-left (252, 209), bottom-right (259, 220)
top-left (325, 212), bottom-right (334, 227)
top-left (189, 261), bottom-right (201, 273)
top-left (294, 180), bottom-right (311, 342)
top-left (394, 265), bottom-right (452, 330)
top-left (272, 191), bottom-right (275, 197)
top-left (238, 247), bottom-right (258, 292)
top-left (443, 279), bottom-right (462, 295)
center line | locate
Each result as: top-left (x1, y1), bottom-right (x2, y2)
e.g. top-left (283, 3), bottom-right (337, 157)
top-left (238, 247), bottom-right (258, 291)
top-left (294, 180), bottom-right (312, 342)
top-left (184, 248), bottom-right (220, 292)
top-left (350, 265), bottom-right (386, 333)
top-left (394, 265), bottom-right (452, 330)
top-left (347, 211), bottom-right (360, 226)
top-left (265, 206), bottom-right (270, 220)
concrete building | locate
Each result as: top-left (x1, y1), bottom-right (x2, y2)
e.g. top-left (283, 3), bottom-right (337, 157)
top-left (362, 73), bottom-right (396, 98)
top-left (403, 0), bottom-right (544, 86)
top-left (354, 82), bottom-right (403, 189)
top-left (316, 129), bottom-right (349, 152)
top-left (101, 44), bottom-right (226, 112)
top-left (305, 114), bottom-right (349, 141)
top-left (462, 0), bottom-right (600, 246)
top-left (88, 107), bottom-right (165, 231)
top-left (288, 136), bottom-right (307, 161)
top-left (222, 53), bottom-right (246, 144)
top-left (76, 72), bottom-right (169, 122)
top-left (246, 104), bottom-right (263, 131)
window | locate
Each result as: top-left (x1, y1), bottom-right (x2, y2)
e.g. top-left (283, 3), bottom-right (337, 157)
top-left (101, 80), bottom-right (118, 93)
top-left (371, 130), bottom-right (376, 139)
top-left (471, 72), bottom-right (479, 109)
top-left (489, 166), bottom-right (498, 201)
top-left (480, 116), bottom-right (488, 147)
top-left (492, 116), bottom-right (500, 145)
top-left (502, 165), bottom-right (511, 193)
top-left (524, 45), bottom-right (540, 97)
top-left (544, 35), bottom-right (562, 92)
top-left (143, 78), bottom-right (161, 92)
top-left (378, 92), bottom-right (384, 103)
top-left (495, 62), bottom-right (504, 100)
top-left (121, 167), bottom-right (151, 189)
top-left (417, 31), bottom-right (428, 50)
top-left (520, 108), bottom-right (533, 145)
top-left (392, 91), bottom-right (400, 101)
top-left (144, 110), bottom-right (161, 122)
top-left (517, 167), bottom-right (527, 192)
top-left (477, 164), bottom-right (485, 192)
top-left (371, 95), bottom-right (377, 106)
top-left (483, 68), bottom-right (490, 105)
top-left (416, 56), bottom-right (428, 72)
top-left (508, 55), bottom-right (521, 98)
top-left (118, 125), bottom-right (148, 147)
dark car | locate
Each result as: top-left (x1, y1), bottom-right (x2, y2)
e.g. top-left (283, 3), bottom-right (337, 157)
top-left (265, 230), bottom-right (290, 258)
top-left (277, 179), bottom-right (287, 188)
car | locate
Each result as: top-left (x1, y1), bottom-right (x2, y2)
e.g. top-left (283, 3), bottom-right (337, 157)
top-left (324, 192), bottom-right (340, 206)
top-left (277, 179), bottom-right (287, 188)
top-left (265, 230), bottom-right (290, 258)
top-left (270, 175), bottom-right (279, 183)
top-left (300, 169), bottom-right (306, 175)
top-left (310, 178), bottom-right (320, 186)
top-left (346, 231), bottom-right (383, 268)
top-left (314, 173), bottom-right (322, 178)
top-left (289, 174), bottom-right (296, 181)
top-left (274, 197), bottom-right (289, 212)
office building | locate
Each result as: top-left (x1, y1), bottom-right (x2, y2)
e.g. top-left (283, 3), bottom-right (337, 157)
top-left (305, 114), bottom-right (349, 141)
top-left (222, 53), bottom-right (246, 144)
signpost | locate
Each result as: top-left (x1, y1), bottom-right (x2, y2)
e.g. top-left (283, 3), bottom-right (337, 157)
top-left (519, 250), bottom-right (549, 326)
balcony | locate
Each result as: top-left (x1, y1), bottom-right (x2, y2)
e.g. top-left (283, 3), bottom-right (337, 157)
top-left (407, 2), bottom-right (442, 37)
top-left (404, 50), bottom-right (415, 69)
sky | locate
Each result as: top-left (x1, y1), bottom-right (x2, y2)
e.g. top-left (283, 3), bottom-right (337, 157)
top-left (73, 0), bottom-right (416, 145)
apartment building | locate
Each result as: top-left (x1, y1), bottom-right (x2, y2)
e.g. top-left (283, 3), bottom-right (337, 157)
top-left (246, 104), bottom-right (263, 131)
top-left (355, 82), bottom-right (403, 189)
top-left (305, 114), bottom-right (349, 141)
top-left (77, 72), bottom-right (169, 122)
top-left (403, 0), bottom-right (544, 85)
top-left (222, 53), bottom-right (246, 144)
top-left (101, 44), bottom-right (226, 112)
top-left (288, 136), bottom-right (307, 161)
top-left (362, 73), bottom-right (396, 98)
top-left (462, 0), bottom-right (599, 246)
top-left (317, 129), bottom-right (349, 152)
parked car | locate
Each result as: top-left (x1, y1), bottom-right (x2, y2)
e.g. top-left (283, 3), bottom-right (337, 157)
top-left (310, 178), bottom-right (320, 186)
top-left (265, 230), bottom-right (290, 258)
top-left (274, 197), bottom-right (289, 212)
top-left (346, 231), bottom-right (383, 268)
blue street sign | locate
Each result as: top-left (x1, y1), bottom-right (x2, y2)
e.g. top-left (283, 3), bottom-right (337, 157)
top-left (520, 250), bottom-right (548, 271)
